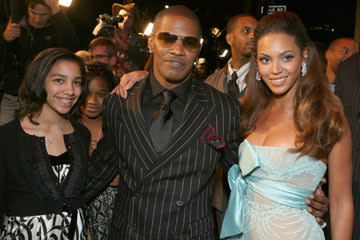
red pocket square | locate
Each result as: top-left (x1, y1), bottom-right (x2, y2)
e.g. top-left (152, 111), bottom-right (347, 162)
top-left (200, 125), bottom-right (226, 149)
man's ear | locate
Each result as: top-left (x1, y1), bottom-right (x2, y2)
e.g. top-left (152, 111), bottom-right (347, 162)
top-left (147, 36), bottom-right (154, 53)
top-left (226, 33), bottom-right (232, 46)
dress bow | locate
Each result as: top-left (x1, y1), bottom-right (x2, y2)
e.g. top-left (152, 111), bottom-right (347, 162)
top-left (220, 140), bottom-right (261, 239)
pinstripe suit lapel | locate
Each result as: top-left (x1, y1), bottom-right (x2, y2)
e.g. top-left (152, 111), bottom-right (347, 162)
top-left (163, 79), bottom-right (214, 155)
top-left (136, 79), bottom-right (216, 189)
top-left (123, 79), bottom-right (159, 168)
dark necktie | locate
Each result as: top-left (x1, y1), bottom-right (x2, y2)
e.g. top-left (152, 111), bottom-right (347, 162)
top-left (228, 71), bottom-right (240, 98)
top-left (149, 91), bottom-right (175, 152)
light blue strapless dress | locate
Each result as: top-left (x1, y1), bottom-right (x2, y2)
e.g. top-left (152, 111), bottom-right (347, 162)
top-left (221, 140), bottom-right (327, 240)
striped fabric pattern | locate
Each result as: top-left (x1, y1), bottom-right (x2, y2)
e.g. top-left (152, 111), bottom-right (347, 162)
top-left (85, 76), bottom-right (241, 240)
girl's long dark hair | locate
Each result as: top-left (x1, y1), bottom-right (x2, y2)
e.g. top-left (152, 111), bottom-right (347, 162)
top-left (17, 48), bottom-right (86, 124)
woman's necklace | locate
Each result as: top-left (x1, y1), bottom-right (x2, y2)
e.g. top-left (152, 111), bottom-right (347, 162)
top-left (26, 124), bottom-right (71, 147)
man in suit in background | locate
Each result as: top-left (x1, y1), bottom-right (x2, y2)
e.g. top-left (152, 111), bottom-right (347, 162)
top-left (205, 14), bottom-right (257, 234)
top-left (335, 52), bottom-right (360, 240)
top-left (205, 14), bottom-right (257, 101)
top-left (85, 5), bottom-right (241, 239)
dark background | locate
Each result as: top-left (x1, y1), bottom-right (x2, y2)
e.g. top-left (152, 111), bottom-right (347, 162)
top-left (64, 0), bottom-right (358, 70)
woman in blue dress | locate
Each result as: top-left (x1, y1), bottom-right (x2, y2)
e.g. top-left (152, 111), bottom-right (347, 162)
top-left (221, 11), bottom-right (353, 239)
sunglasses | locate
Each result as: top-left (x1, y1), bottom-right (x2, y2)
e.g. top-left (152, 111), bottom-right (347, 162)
top-left (156, 32), bottom-right (201, 51)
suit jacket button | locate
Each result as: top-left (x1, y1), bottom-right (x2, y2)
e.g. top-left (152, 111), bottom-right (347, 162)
top-left (176, 200), bottom-right (184, 207)
top-left (122, 161), bottom-right (128, 169)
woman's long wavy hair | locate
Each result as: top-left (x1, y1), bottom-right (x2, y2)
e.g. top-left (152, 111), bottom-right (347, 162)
top-left (17, 48), bottom-right (86, 124)
top-left (240, 11), bottom-right (345, 159)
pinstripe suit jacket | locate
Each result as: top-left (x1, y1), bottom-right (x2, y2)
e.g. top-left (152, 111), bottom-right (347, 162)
top-left (335, 52), bottom-right (360, 240)
top-left (85, 75), bottom-right (240, 240)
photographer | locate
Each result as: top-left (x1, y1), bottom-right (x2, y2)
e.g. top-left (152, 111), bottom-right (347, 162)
top-left (94, 2), bottom-right (148, 71)
top-left (113, 2), bottom-right (148, 70)
top-left (92, 13), bottom-right (123, 38)
top-left (0, 0), bottom-right (79, 125)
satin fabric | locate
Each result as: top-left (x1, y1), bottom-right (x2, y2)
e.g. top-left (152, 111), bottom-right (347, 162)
top-left (220, 140), bottom-right (313, 239)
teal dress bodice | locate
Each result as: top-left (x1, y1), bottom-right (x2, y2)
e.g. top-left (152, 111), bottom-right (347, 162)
top-left (221, 140), bottom-right (327, 239)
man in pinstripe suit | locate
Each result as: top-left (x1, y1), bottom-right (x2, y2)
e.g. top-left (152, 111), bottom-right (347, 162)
top-left (84, 5), bottom-right (240, 239)
top-left (335, 52), bottom-right (360, 240)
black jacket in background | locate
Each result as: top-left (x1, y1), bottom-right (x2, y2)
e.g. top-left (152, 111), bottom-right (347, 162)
top-left (0, 11), bottom-right (79, 95)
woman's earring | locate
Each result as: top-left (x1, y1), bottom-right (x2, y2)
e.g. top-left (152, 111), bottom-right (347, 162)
top-left (256, 71), bottom-right (261, 81)
top-left (301, 62), bottom-right (307, 77)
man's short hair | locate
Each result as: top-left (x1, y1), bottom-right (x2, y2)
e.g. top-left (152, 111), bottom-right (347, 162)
top-left (26, 0), bottom-right (49, 9)
top-left (226, 13), bottom-right (255, 34)
top-left (327, 37), bottom-right (356, 51)
top-left (152, 5), bottom-right (202, 37)
top-left (88, 37), bottom-right (117, 57)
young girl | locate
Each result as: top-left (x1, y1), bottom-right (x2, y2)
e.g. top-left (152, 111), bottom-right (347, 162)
top-left (0, 48), bottom-right (90, 239)
top-left (78, 62), bottom-right (119, 240)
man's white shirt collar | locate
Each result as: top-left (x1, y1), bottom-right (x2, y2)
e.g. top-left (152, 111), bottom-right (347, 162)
top-left (227, 58), bottom-right (250, 93)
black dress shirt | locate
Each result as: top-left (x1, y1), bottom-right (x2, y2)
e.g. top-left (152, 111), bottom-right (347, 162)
top-left (142, 73), bottom-right (192, 133)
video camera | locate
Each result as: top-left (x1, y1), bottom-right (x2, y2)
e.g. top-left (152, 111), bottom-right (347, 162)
top-left (93, 13), bottom-right (124, 37)
top-left (99, 13), bottom-right (124, 27)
